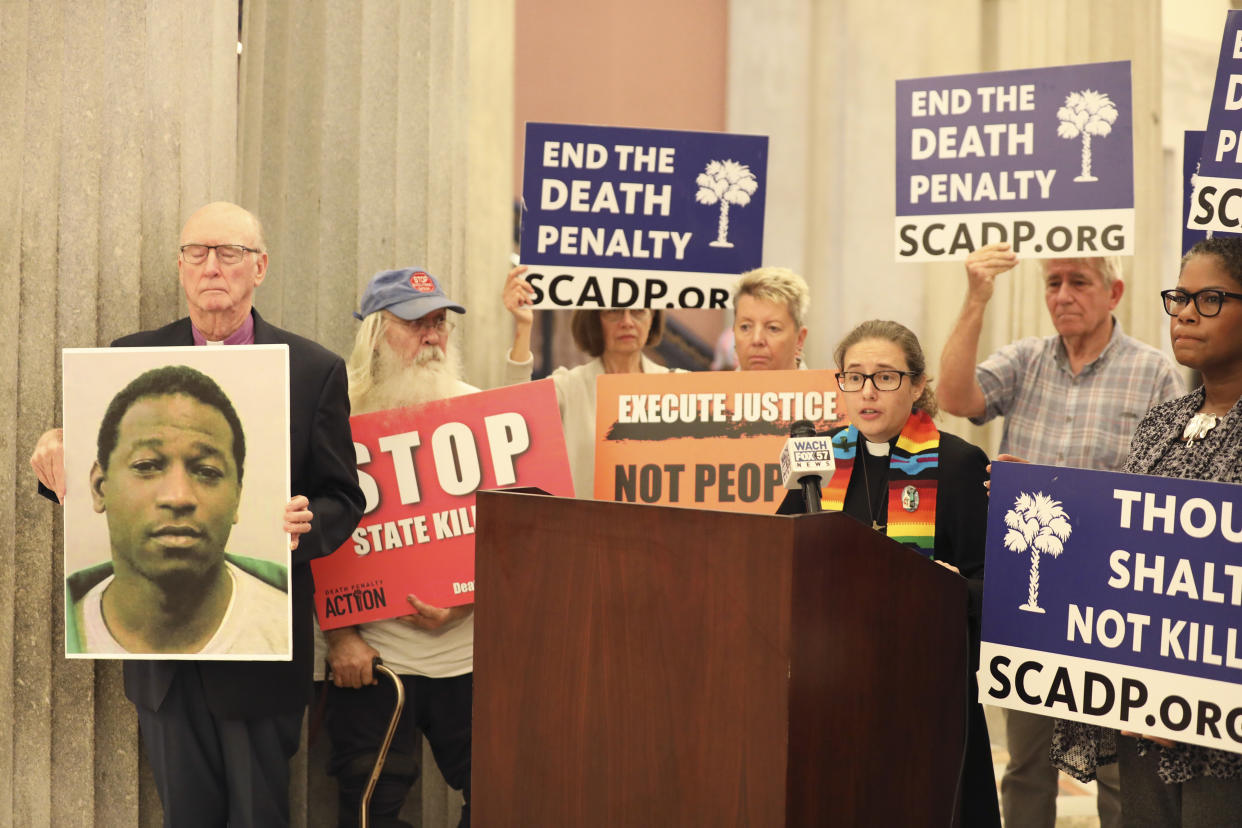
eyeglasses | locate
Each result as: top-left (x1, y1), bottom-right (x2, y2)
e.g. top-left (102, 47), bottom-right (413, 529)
top-left (179, 244), bottom-right (262, 266)
top-left (835, 370), bottom-right (918, 392)
top-left (1161, 288), bottom-right (1242, 318)
top-left (600, 308), bottom-right (653, 322)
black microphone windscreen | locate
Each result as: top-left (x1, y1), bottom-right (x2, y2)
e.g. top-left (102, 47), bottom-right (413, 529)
top-left (789, 419), bottom-right (815, 438)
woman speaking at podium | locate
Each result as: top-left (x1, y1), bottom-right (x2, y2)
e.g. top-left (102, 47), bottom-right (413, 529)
top-left (777, 319), bottom-right (1001, 828)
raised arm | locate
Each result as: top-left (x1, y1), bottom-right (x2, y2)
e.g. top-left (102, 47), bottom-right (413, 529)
top-left (938, 242), bottom-right (1018, 419)
top-left (503, 265), bottom-right (534, 364)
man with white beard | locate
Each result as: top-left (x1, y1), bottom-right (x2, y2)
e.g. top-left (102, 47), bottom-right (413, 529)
top-left (320, 268), bottom-right (475, 828)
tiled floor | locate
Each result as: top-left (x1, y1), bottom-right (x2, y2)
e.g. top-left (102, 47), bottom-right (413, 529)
top-left (984, 705), bottom-right (1102, 828)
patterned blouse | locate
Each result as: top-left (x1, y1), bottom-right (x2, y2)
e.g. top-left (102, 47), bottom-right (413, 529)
top-left (1052, 387), bottom-right (1242, 784)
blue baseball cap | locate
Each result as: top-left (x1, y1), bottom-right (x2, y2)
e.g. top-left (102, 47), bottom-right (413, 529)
top-left (353, 268), bottom-right (466, 321)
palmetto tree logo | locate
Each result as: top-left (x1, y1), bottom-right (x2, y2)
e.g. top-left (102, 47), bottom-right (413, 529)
top-left (695, 160), bottom-right (759, 248)
top-left (1003, 492), bottom-right (1072, 614)
top-left (1056, 90), bottom-right (1119, 183)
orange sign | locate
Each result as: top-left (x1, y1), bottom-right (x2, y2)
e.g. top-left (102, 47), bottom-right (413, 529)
top-left (594, 370), bottom-right (846, 513)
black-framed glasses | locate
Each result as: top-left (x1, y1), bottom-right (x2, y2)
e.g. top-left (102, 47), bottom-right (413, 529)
top-left (179, 243), bottom-right (262, 266)
top-left (1161, 288), bottom-right (1242, 318)
top-left (835, 370), bottom-right (919, 392)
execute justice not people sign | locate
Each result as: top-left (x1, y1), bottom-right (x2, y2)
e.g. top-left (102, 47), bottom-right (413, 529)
top-left (518, 122), bottom-right (768, 310)
top-left (311, 381), bottom-right (573, 629)
top-left (594, 370), bottom-right (845, 514)
top-left (896, 61), bottom-right (1134, 262)
top-left (981, 462), bottom-right (1242, 754)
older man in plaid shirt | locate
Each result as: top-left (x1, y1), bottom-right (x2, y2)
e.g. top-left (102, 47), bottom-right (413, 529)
top-left (937, 242), bottom-right (1183, 828)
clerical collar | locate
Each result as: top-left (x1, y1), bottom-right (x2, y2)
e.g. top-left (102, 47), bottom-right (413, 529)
top-left (192, 313), bottom-right (255, 346)
top-left (864, 439), bottom-right (891, 457)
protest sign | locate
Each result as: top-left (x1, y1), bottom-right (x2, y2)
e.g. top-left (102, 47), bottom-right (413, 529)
top-left (594, 370), bottom-right (845, 514)
top-left (312, 380), bottom-right (573, 629)
top-left (519, 122), bottom-right (768, 310)
top-left (62, 346), bottom-right (292, 660)
top-left (1187, 10), bottom-right (1242, 234)
top-left (896, 61), bottom-right (1133, 262)
top-left (1184, 131), bottom-right (1210, 254)
top-left (981, 462), bottom-right (1242, 754)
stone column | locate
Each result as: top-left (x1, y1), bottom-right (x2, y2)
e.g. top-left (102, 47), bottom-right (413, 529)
top-left (1, 1), bottom-right (239, 825)
top-left (236, 0), bottom-right (515, 390)
top-left (236, 2), bottom-right (514, 825)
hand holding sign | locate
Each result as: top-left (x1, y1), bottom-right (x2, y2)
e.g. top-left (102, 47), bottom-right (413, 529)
top-left (398, 594), bottom-right (473, 631)
top-left (964, 242), bottom-right (1019, 304)
top-left (30, 427), bottom-right (67, 503)
top-left (503, 266), bottom-right (534, 327)
top-left (284, 495), bottom-right (312, 551)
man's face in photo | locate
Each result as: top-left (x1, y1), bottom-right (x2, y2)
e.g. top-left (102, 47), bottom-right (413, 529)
top-left (90, 392), bottom-right (241, 588)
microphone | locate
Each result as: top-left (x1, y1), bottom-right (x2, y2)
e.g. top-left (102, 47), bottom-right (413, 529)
top-left (779, 420), bottom-right (835, 514)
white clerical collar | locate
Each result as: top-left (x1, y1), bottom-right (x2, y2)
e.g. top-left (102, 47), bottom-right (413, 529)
top-left (205, 339), bottom-right (225, 346)
top-left (864, 439), bottom-right (891, 457)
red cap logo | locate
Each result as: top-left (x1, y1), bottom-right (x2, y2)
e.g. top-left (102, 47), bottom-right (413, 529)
top-left (408, 271), bottom-right (436, 293)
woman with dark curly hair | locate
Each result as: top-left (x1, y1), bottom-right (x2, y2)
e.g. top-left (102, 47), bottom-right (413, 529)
top-left (1053, 236), bottom-right (1242, 826)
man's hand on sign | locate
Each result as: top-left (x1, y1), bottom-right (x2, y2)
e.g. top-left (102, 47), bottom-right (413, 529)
top-left (284, 495), bottom-right (313, 551)
top-left (1121, 731), bottom-right (1176, 749)
top-left (503, 265), bottom-right (534, 327)
top-left (325, 626), bottom-right (380, 688)
top-left (965, 242), bottom-right (1019, 305)
top-left (984, 453), bottom-right (1029, 493)
top-left (398, 594), bottom-right (474, 631)
top-left (30, 427), bottom-right (67, 503)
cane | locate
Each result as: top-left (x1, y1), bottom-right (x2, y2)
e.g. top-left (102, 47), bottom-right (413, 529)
top-left (358, 658), bottom-right (405, 828)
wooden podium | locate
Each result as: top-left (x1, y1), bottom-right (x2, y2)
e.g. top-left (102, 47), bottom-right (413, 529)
top-left (472, 490), bottom-right (968, 827)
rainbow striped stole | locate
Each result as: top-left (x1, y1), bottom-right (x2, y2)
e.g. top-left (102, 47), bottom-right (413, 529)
top-left (819, 409), bottom-right (940, 558)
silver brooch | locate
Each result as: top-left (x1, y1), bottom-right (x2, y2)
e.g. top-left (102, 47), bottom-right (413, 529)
top-left (1182, 412), bottom-right (1220, 443)
top-left (902, 485), bottom-right (919, 512)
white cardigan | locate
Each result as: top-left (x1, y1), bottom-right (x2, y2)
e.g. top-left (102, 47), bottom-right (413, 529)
top-left (504, 353), bottom-right (672, 498)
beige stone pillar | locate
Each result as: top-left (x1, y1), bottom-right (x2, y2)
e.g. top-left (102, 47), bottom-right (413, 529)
top-left (236, 0), bottom-right (515, 391)
top-left (236, 2), bottom-right (514, 825)
top-left (2, 1), bottom-right (239, 826)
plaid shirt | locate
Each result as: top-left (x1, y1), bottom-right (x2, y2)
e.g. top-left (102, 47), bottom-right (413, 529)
top-left (971, 318), bottom-right (1183, 471)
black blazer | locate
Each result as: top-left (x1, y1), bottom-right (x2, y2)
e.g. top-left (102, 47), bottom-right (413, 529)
top-left (48, 310), bottom-right (365, 718)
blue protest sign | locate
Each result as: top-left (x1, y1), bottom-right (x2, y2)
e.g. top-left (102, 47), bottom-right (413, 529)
top-left (1184, 131), bottom-right (1209, 254)
top-left (981, 462), bottom-right (1242, 754)
top-left (1187, 10), bottom-right (1242, 234)
top-left (518, 122), bottom-right (768, 309)
top-left (895, 61), bottom-right (1133, 262)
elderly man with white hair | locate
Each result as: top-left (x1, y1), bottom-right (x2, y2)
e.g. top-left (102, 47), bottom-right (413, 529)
top-left (320, 267), bottom-right (476, 828)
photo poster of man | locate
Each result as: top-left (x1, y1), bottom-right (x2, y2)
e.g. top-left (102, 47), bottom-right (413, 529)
top-left (312, 379), bottom-right (573, 630)
top-left (518, 121), bottom-right (769, 310)
top-left (594, 369), bottom-right (846, 514)
top-left (61, 345), bottom-right (292, 661)
top-left (895, 60), bottom-right (1133, 262)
